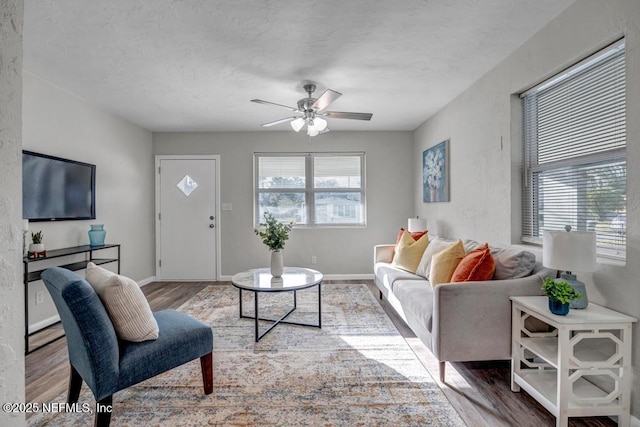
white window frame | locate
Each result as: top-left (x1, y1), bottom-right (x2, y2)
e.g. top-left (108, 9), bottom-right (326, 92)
top-left (521, 39), bottom-right (626, 260)
top-left (254, 152), bottom-right (366, 228)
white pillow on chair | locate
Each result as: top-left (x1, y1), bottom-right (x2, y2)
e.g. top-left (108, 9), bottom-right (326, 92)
top-left (85, 262), bottom-right (159, 342)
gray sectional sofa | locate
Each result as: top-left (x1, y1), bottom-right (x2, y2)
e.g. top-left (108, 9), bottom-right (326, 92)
top-left (373, 237), bottom-right (556, 382)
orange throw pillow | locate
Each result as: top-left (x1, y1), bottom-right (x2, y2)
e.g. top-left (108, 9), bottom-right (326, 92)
top-left (451, 243), bottom-right (496, 282)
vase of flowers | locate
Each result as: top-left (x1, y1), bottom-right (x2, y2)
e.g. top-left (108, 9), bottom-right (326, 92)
top-left (542, 277), bottom-right (583, 316)
top-left (254, 212), bottom-right (294, 278)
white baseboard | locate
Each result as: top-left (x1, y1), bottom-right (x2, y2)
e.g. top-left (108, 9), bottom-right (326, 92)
top-left (28, 314), bottom-right (60, 334)
top-left (138, 276), bottom-right (156, 287)
top-left (219, 273), bottom-right (374, 281)
top-left (322, 274), bottom-right (374, 281)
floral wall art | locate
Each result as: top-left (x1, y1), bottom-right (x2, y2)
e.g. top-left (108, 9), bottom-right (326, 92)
top-left (423, 140), bottom-right (449, 203)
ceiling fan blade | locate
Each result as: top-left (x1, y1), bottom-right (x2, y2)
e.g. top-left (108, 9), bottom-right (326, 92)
top-left (323, 111), bottom-right (373, 121)
top-left (311, 89), bottom-right (342, 111)
top-left (261, 116), bottom-right (299, 127)
top-left (251, 99), bottom-right (300, 112)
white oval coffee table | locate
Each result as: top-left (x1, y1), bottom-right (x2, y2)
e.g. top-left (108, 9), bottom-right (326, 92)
top-left (231, 267), bottom-right (323, 342)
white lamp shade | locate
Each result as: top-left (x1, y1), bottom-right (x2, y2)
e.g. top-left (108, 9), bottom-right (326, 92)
top-left (307, 123), bottom-right (319, 137)
top-left (407, 218), bottom-right (427, 232)
top-left (290, 117), bottom-right (305, 132)
top-left (314, 117), bottom-right (328, 132)
top-left (543, 230), bottom-right (597, 272)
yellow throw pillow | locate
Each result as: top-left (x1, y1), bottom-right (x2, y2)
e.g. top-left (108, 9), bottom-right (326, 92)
top-left (429, 240), bottom-right (466, 286)
top-left (391, 230), bottom-right (430, 273)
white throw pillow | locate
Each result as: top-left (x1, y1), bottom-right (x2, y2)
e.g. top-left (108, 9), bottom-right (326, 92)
top-left (85, 262), bottom-right (159, 342)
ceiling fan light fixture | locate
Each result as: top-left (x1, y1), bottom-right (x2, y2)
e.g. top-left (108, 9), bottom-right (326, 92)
top-left (314, 117), bottom-right (328, 132)
top-left (290, 117), bottom-right (305, 132)
top-left (307, 124), bottom-right (319, 137)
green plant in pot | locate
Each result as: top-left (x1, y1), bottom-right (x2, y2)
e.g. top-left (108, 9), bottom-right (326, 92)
top-left (542, 277), bottom-right (583, 316)
top-left (254, 212), bottom-right (294, 278)
top-left (29, 230), bottom-right (45, 255)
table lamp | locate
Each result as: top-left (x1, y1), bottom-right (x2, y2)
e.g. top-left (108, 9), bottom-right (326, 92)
top-left (542, 226), bottom-right (596, 309)
top-left (408, 217), bottom-right (427, 232)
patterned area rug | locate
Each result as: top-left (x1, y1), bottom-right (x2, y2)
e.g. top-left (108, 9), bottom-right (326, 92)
top-left (30, 283), bottom-right (465, 426)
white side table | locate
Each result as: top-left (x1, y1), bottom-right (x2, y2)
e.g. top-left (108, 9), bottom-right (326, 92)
top-left (511, 296), bottom-right (637, 427)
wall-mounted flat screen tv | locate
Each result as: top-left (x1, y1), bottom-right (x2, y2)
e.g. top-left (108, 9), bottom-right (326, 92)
top-left (22, 150), bottom-right (96, 221)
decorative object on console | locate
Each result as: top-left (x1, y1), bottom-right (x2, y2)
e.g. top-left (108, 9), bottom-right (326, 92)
top-left (254, 212), bottom-right (294, 278)
top-left (422, 140), bottom-right (449, 203)
top-left (543, 226), bottom-right (596, 309)
top-left (28, 230), bottom-right (46, 258)
top-left (88, 224), bottom-right (107, 247)
top-left (408, 217), bottom-right (427, 232)
top-left (542, 277), bottom-right (582, 316)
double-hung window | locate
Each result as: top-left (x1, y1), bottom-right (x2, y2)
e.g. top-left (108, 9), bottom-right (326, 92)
top-left (521, 39), bottom-right (626, 260)
top-left (255, 153), bottom-right (366, 227)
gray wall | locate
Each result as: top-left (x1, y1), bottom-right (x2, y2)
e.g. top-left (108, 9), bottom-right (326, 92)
top-left (414, 0), bottom-right (640, 417)
top-left (22, 72), bottom-right (155, 327)
top-left (0, 1), bottom-right (25, 425)
top-left (154, 131), bottom-right (413, 277)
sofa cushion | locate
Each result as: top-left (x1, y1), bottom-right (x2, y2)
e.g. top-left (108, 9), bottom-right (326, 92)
top-left (374, 263), bottom-right (424, 293)
top-left (391, 230), bottom-right (429, 273)
top-left (415, 237), bottom-right (454, 279)
top-left (492, 248), bottom-right (536, 280)
top-left (430, 240), bottom-right (466, 286)
top-left (86, 262), bottom-right (159, 342)
top-left (392, 280), bottom-right (435, 333)
top-left (451, 243), bottom-right (496, 282)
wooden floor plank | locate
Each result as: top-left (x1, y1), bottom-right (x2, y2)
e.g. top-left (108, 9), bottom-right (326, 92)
top-left (25, 280), bottom-right (616, 426)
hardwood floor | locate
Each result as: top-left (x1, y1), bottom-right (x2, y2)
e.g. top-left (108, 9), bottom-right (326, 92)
top-left (26, 280), bottom-right (617, 426)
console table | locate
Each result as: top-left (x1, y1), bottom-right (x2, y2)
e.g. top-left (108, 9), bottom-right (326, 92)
top-left (511, 296), bottom-right (636, 427)
top-left (23, 244), bottom-right (120, 354)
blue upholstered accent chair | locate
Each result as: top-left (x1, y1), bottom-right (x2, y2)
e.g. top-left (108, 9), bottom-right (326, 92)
top-left (41, 267), bottom-right (213, 427)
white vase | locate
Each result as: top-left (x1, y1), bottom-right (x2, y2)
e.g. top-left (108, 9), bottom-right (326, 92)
top-left (270, 251), bottom-right (283, 278)
top-left (29, 243), bottom-right (45, 253)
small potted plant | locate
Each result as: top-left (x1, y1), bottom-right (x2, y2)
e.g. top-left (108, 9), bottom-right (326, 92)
top-left (254, 212), bottom-right (294, 278)
top-left (542, 277), bottom-right (582, 316)
top-left (29, 230), bottom-right (45, 256)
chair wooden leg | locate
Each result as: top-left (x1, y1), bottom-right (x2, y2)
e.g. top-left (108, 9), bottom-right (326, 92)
top-left (67, 365), bottom-right (83, 404)
top-left (439, 361), bottom-right (446, 383)
top-left (200, 352), bottom-right (213, 394)
top-left (94, 395), bottom-right (112, 427)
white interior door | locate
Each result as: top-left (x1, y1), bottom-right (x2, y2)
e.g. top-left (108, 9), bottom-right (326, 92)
top-left (156, 157), bottom-right (219, 280)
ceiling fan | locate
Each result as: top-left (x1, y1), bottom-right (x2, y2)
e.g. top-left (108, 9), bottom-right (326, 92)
top-left (251, 83), bottom-right (373, 137)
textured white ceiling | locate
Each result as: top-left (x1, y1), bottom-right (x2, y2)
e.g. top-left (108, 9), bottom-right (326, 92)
top-left (23, 0), bottom-right (574, 132)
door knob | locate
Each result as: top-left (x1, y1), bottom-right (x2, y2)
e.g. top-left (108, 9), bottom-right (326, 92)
top-left (209, 224), bottom-right (215, 228)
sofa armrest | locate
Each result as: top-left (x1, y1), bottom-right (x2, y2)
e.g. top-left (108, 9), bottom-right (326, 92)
top-left (374, 244), bottom-right (395, 264)
top-left (432, 274), bottom-right (545, 363)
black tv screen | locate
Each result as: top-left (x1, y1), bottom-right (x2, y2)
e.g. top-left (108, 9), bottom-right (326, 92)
top-left (22, 151), bottom-right (96, 221)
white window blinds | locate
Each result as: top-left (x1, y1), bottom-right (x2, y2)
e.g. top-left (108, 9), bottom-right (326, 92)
top-left (521, 39), bottom-right (626, 260)
top-left (255, 153), bottom-right (366, 227)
